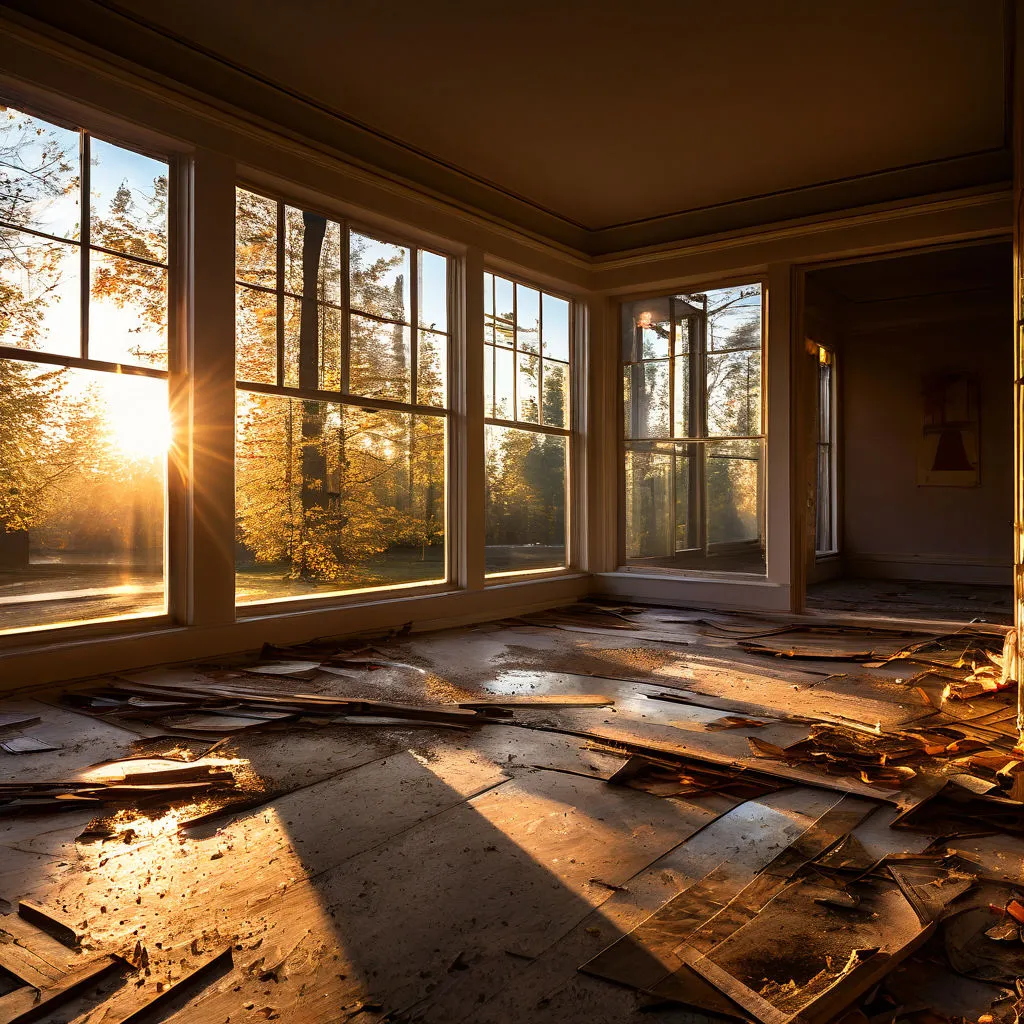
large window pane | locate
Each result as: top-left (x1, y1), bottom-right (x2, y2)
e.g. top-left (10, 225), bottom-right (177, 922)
top-left (625, 447), bottom-right (673, 560)
top-left (622, 283), bottom-right (764, 576)
top-left (235, 189), bottom-right (277, 289)
top-left (349, 313), bottom-right (412, 402)
top-left (0, 229), bottom-right (80, 357)
top-left (283, 295), bottom-right (341, 391)
top-left (90, 139), bottom-right (168, 263)
top-left (623, 440), bottom-right (765, 574)
top-left (0, 361), bottom-right (167, 634)
top-left (349, 230), bottom-right (410, 321)
top-left (284, 208), bottom-right (341, 302)
top-left (542, 293), bottom-right (569, 360)
top-left (235, 392), bottom-right (445, 602)
top-left (706, 347), bottom-right (761, 436)
top-left (419, 250), bottom-right (447, 332)
top-left (623, 359), bottom-right (670, 439)
top-left (417, 329), bottom-right (446, 408)
top-left (542, 359), bottom-right (568, 429)
top-left (89, 250), bottom-right (167, 367)
top-left (485, 425), bottom-right (565, 575)
top-left (0, 106), bottom-right (80, 240)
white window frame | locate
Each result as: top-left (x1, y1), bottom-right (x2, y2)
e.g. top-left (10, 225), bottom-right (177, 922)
top-left (482, 267), bottom-right (577, 580)
top-left (0, 93), bottom-right (186, 645)
top-left (618, 277), bottom-right (767, 577)
top-left (814, 342), bottom-right (839, 558)
top-left (232, 182), bottom-right (458, 612)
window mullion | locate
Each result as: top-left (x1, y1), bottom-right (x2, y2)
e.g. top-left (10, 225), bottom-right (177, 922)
top-left (80, 132), bottom-right (91, 360)
top-left (275, 202), bottom-right (285, 387)
top-left (341, 223), bottom-right (351, 394)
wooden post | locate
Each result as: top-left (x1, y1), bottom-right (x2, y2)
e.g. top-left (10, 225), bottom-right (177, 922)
top-left (1013, 0), bottom-right (1024, 743)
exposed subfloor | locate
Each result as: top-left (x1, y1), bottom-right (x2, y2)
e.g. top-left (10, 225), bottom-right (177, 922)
top-left (0, 602), bottom-right (1020, 1023)
top-left (806, 576), bottom-right (1014, 625)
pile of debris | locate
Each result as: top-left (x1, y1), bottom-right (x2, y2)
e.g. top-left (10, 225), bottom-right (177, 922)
top-left (62, 676), bottom-right (614, 737)
top-left (0, 759), bottom-right (238, 816)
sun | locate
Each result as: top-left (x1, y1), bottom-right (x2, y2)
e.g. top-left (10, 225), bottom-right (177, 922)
top-left (102, 374), bottom-right (172, 459)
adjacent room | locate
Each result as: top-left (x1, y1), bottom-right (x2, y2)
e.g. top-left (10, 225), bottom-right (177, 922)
top-left (804, 242), bottom-right (1014, 624)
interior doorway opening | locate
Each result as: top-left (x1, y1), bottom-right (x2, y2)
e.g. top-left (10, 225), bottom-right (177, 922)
top-left (801, 240), bottom-right (1014, 625)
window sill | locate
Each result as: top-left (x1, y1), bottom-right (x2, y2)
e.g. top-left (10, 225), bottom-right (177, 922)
top-left (608, 568), bottom-right (779, 586)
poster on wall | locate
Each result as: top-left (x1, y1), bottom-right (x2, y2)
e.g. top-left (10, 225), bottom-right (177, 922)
top-left (917, 373), bottom-right (979, 487)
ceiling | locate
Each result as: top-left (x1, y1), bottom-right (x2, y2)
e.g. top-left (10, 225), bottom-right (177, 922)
top-left (3, 0), bottom-right (1011, 252)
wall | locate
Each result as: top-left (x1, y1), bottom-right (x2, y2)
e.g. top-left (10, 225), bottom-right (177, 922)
top-left (841, 297), bottom-right (1013, 584)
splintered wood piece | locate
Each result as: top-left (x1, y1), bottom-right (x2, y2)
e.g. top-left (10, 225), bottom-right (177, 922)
top-left (0, 944), bottom-right (61, 989)
top-left (18, 901), bottom-right (82, 948)
top-left (0, 955), bottom-right (124, 1024)
top-left (107, 943), bottom-right (232, 1023)
top-left (675, 943), bottom-right (789, 1024)
top-left (0, 736), bottom-right (62, 754)
top-left (458, 694), bottom-right (615, 708)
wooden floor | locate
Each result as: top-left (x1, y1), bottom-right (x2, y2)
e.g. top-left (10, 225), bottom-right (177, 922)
top-left (0, 603), bottom-right (1019, 1023)
top-left (806, 576), bottom-right (1013, 625)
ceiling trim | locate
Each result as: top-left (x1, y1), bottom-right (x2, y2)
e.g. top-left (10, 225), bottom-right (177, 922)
top-left (0, 0), bottom-right (1011, 257)
top-left (590, 189), bottom-right (1013, 275)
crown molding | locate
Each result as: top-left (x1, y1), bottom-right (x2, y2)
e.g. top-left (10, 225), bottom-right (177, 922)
top-left (590, 187), bottom-right (1013, 276)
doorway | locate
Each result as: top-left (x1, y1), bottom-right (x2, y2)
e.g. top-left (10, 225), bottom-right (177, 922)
top-left (800, 240), bottom-right (1014, 625)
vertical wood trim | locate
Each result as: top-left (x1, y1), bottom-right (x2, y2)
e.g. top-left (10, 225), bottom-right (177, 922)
top-left (166, 152), bottom-right (189, 623)
top-left (188, 148), bottom-right (237, 627)
top-left (570, 297), bottom-right (589, 570)
top-left (765, 262), bottom-right (794, 598)
top-left (586, 294), bottom-right (618, 573)
top-left (790, 267), bottom-right (814, 610)
top-left (1013, 0), bottom-right (1024, 738)
top-left (461, 247), bottom-right (486, 589)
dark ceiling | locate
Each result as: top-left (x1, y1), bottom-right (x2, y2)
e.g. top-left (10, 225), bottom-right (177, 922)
top-left (810, 241), bottom-right (1013, 305)
top-left (1, 0), bottom-right (1012, 254)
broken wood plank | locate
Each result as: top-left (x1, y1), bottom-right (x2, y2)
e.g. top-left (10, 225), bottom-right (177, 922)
top-left (675, 943), bottom-right (789, 1024)
top-left (107, 944), bottom-right (232, 1024)
top-left (18, 901), bottom-right (81, 948)
top-left (0, 955), bottom-right (125, 1024)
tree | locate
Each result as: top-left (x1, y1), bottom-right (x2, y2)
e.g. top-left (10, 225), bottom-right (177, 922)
top-left (234, 204), bottom-right (447, 588)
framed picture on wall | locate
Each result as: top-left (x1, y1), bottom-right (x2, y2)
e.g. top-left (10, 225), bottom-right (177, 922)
top-left (917, 373), bottom-right (979, 487)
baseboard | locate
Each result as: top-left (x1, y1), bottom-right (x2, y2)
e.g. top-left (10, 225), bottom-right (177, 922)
top-left (844, 554), bottom-right (1012, 586)
top-left (595, 571), bottom-right (792, 612)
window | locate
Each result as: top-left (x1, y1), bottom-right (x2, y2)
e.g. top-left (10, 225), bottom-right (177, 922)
top-left (483, 272), bottom-right (571, 575)
top-left (815, 343), bottom-right (837, 556)
top-left (234, 189), bottom-right (449, 604)
top-left (622, 284), bottom-right (765, 575)
top-left (0, 102), bottom-right (171, 635)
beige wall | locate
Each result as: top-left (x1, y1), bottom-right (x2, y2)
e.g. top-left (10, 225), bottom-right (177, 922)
top-left (840, 303), bottom-right (1013, 584)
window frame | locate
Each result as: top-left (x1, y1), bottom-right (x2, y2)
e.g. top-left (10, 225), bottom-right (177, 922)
top-left (0, 95), bottom-right (184, 644)
top-left (232, 183), bottom-right (457, 610)
top-left (618, 276), bottom-right (768, 576)
top-left (814, 342), bottom-right (839, 558)
top-left (482, 267), bottom-right (576, 580)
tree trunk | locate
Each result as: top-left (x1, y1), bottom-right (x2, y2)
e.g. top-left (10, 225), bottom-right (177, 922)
top-left (298, 212), bottom-right (328, 577)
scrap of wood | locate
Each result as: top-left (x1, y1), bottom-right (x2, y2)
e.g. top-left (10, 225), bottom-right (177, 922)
top-left (0, 955), bottom-right (125, 1024)
top-left (458, 694), bottom-right (615, 708)
top-left (706, 716), bottom-right (768, 731)
top-left (0, 944), bottom-right (60, 989)
top-left (18, 901), bottom-right (81, 948)
top-left (0, 736), bottom-right (61, 754)
top-left (107, 943), bottom-right (232, 1023)
top-left (674, 943), bottom-right (789, 1024)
